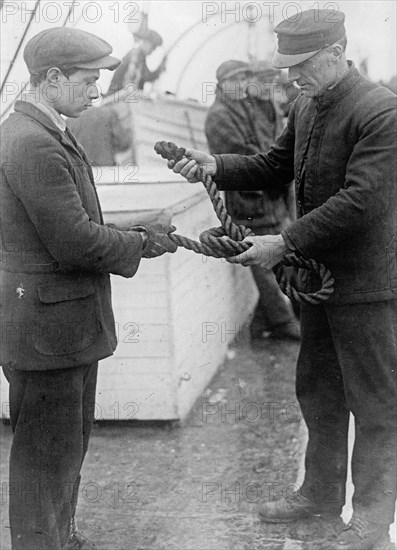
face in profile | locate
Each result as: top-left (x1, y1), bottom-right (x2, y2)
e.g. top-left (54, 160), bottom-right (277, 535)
top-left (47, 68), bottom-right (101, 118)
top-left (220, 72), bottom-right (249, 101)
top-left (287, 48), bottom-right (340, 98)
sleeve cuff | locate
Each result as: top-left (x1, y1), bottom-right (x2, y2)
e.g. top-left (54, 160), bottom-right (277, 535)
top-left (281, 228), bottom-right (300, 255)
top-left (213, 154), bottom-right (225, 181)
top-left (129, 225), bottom-right (148, 251)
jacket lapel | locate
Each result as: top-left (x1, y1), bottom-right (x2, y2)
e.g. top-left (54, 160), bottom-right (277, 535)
top-left (14, 100), bottom-right (104, 223)
top-left (14, 101), bottom-right (86, 161)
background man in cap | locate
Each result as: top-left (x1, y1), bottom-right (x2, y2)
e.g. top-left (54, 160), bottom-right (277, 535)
top-left (106, 28), bottom-right (166, 97)
top-left (0, 27), bottom-right (177, 550)
top-left (205, 59), bottom-right (300, 342)
top-left (66, 100), bottom-right (132, 166)
top-left (167, 9), bottom-right (396, 550)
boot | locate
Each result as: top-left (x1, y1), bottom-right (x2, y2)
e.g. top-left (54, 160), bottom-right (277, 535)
top-left (322, 515), bottom-right (391, 550)
top-left (63, 517), bottom-right (96, 550)
top-left (259, 490), bottom-right (341, 523)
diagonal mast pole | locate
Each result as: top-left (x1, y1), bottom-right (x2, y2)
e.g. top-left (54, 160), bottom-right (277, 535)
top-left (0, 0), bottom-right (40, 98)
top-left (0, 0), bottom-right (78, 121)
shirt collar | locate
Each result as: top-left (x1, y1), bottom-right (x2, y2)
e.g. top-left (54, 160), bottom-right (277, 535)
top-left (21, 90), bottom-right (67, 132)
top-left (315, 61), bottom-right (362, 107)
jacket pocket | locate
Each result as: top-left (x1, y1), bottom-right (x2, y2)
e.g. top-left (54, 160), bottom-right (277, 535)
top-left (35, 278), bottom-right (101, 356)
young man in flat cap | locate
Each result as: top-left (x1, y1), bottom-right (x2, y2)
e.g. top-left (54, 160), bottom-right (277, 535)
top-left (167, 9), bottom-right (396, 550)
top-left (0, 27), bottom-right (177, 550)
top-left (205, 59), bottom-right (300, 342)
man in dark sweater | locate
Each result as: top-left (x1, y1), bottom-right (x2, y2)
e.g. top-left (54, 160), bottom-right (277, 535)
top-left (168, 10), bottom-right (396, 550)
top-left (205, 60), bottom-right (300, 342)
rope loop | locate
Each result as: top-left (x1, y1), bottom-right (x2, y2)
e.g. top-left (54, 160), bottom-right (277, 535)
top-left (154, 140), bottom-right (334, 304)
top-left (274, 254), bottom-right (335, 305)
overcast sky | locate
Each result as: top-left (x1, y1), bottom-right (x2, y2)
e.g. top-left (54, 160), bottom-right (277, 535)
top-left (1, 1), bottom-right (396, 113)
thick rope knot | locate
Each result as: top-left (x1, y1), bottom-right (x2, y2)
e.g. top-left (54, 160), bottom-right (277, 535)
top-left (168, 227), bottom-right (252, 259)
top-left (154, 140), bottom-right (334, 305)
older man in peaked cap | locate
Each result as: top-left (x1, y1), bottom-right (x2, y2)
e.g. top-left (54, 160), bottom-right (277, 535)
top-left (0, 27), bottom-right (177, 550)
top-left (167, 9), bottom-right (396, 550)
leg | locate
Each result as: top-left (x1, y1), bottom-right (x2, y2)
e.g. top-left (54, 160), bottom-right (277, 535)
top-left (250, 264), bottom-right (271, 335)
top-left (3, 363), bottom-right (98, 550)
top-left (297, 304), bottom-right (348, 512)
top-left (250, 265), bottom-right (295, 333)
top-left (258, 304), bottom-right (347, 523)
top-left (70, 363), bottom-right (98, 524)
top-left (327, 301), bottom-right (397, 525)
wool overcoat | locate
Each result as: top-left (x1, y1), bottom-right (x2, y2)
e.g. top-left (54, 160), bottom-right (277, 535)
top-left (0, 101), bottom-right (144, 370)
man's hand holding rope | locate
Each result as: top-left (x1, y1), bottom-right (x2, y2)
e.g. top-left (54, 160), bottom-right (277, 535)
top-left (168, 148), bottom-right (289, 268)
top-left (156, 140), bottom-right (334, 304)
top-left (168, 148), bottom-right (217, 183)
top-left (227, 234), bottom-right (288, 267)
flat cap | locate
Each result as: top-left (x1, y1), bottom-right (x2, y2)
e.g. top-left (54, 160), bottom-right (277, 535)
top-left (273, 9), bottom-right (346, 68)
top-left (216, 60), bottom-right (249, 82)
top-left (24, 27), bottom-right (121, 75)
top-left (135, 28), bottom-right (163, 48)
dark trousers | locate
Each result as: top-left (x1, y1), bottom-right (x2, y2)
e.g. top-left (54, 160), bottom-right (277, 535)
top-left (297, 301), bottom-right (397, 524)
top-left (2, 362), bottom-right (98, 550)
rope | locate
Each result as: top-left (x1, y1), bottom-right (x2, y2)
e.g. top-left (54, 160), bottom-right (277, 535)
top-left (154, 140), bottom-right (334, 305)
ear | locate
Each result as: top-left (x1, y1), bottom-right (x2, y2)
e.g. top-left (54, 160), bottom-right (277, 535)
top-left (330, 44), bottom-right (344, 61)
top-left (46, 67), bottom-right (62, 84)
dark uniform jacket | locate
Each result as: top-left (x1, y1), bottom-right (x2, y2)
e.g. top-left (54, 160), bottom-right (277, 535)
top-left (0, 101), bottom-right (144, 370)
top-left (205, 92), bottom-right (291, 230)
top-left (214, 63), bottom-right (397, 303)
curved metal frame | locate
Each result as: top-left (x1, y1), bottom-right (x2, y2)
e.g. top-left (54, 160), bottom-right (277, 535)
top-left (164, 11), bottom-right (223, 59)
top-left (175, 20), bottom-right (244, 96)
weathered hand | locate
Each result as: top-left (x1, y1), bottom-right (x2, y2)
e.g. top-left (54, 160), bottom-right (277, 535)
top-left (167, 148), bottom-right (217, 183)
top-left (226, 234), bottom-right (288, 267)
top-left (131, 224), bottom-right (178, 258)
